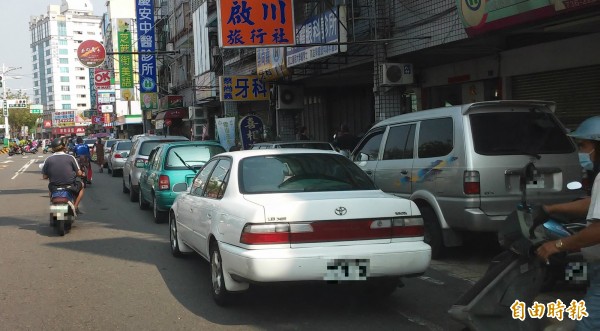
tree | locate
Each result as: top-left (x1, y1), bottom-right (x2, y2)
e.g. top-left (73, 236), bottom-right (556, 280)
top-left (4, 89), bottom-right (40, 137)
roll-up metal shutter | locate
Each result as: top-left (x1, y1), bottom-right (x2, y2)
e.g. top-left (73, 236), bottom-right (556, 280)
top-left (512, 65), bottom-right (600, 130)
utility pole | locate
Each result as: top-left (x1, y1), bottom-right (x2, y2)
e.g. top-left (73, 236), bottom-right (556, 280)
top-left (1, 64), bottom-right (22, 145)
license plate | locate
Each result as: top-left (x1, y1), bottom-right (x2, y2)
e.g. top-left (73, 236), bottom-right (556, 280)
top-left (324, 259), bottom-right (370, 281)
top-left (50, 204), bottom-right (69, 213)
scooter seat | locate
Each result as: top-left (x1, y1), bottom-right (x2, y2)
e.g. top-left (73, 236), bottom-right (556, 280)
top-left (51, 197), bottom-right (70, 203)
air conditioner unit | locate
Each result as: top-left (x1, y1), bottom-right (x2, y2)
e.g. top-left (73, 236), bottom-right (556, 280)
top-left (381, 63), bottom-right (414, 85)
top-left (276, 85), bottom-right (304, 110)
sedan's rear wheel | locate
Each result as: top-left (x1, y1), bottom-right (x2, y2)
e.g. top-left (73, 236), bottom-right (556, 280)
top-left (122, 179), bottom-right (129, 193)
top-left (420, 205), bottom-right (444, 259)
top-left (138, 189), bottom-right (149, 210)
top-left (210, 242), bottom-right (231, 306)
top-left (153, 195), bottom-right (167, 223)
top-left (169, 214), bottom-right (183, 257)
top-left (129, 179), bottom-right (138, 202)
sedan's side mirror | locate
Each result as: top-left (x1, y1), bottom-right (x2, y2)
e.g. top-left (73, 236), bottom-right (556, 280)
top-left (359, 152), bottom-right (369, 162)
top-left (172, 183), bottom-right (188, 192)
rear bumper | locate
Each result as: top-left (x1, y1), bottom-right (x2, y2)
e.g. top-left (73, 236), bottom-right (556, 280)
top-left (219, 241), bottom-right (431, 283)
top-left (155, 191), bottom-right (177, 211)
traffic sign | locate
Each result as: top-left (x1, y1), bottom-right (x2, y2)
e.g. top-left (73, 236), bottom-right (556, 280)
top-left (9, 99), bottom-right (28, 108)
top-left (2, 100), bottom-right (7, 117)
top-left (0, 75), bottom-right (3, 88)
top-left (30, 104), bottom-right (43, 114)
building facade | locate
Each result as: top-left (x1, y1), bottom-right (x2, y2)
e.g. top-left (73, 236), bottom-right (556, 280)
top-left (29, 0), bottom-right (102, 137)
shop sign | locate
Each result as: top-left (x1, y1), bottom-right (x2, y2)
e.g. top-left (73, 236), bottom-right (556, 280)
top-left (286, 6), bottom-right (348, 67)
top-left (77, 40), bottom-right (106, 68)
top-left (136, 0), bottom-right (157, 93)
top-left (52, 127), bottom-right (86, 135)
top-left (141, 93), bottom-right (158, 111)
top-left (43, 120), bottom-right (52, 128)
top-left (100, 105), bottom-right (113, 113)
top-left (238, 115), bottom-right (263, 150)
top-left (159, 95), bottom-right (184, 110)
top-left (217, 0), bottom-right (295, 48)
top-left (256, 47), bottom-right (288, 81)
top-left (216, 117), bottom-right (236, 151)
top-left (94, 68), bottom-right (111, 90)
top-left (92, 115), bottom-right (104, 124)
top-left (155, 119), bottom-right (164, 130)
top-left (219, 75), bottom-right (269, 101)
top-left (53, 111), bottom-right (76, 127)
top-left (117, 18), bottom-right (134, 100)
top-left (457, 0), bottom-right (600, 36)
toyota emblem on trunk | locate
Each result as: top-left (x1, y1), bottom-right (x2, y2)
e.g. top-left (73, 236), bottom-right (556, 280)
top-left (335, 207), bottom-right (347, 216)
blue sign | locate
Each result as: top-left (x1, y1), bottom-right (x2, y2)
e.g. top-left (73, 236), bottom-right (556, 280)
top-left (136, 0), bottom-right (157, 93)
top-left (239, 115), bottom-right (264, 150)
top-left (89, 68), bottom-right (97, 110)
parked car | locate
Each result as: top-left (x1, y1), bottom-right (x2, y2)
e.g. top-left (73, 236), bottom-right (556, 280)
top-left (139, 141), bottom-right (226, 223)
top-left (251, 141), bottom-right (337, 151)
top-left (83, 138), bottom-right (96, 149)
top-left (168, 149), bottom-right (431, 305)
top-left (351, 100), bottom-right (583, 258)
top-left (102, 139), bottom-right (121, 168)
top-left (122, 135), bottom-right (189, 202)
top-left (108, 140), bottom-right (133, 177)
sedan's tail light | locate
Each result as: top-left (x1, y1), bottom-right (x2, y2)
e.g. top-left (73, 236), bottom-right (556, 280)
top-left (114, 153), bottom-right (122, 158)
top-left (158, 175), bottom-right (170, 190)
top-left (240, 217), bottom-right (424, 245)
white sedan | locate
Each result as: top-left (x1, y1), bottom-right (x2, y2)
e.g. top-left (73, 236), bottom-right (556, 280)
top-left (169, 149), bottom-right (431, 305)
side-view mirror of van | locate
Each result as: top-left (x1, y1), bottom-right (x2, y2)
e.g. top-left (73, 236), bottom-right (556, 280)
top-left (359, 153), bottom-right (369, 162)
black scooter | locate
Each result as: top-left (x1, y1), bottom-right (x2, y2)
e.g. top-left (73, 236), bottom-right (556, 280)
top-left (448, 162), bottom-right (585, 330)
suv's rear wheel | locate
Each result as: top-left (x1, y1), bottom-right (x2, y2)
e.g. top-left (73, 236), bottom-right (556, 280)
top-left (420, 206), bottom-right (444, 259)
top-left (129, 179), bottom-right (138, 202)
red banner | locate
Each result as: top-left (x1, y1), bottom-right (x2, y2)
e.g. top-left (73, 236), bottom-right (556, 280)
top-left (43, 120), bottom-right (52, 128)
top-left (94, 68), bottom-right (111, 90)
top-left (92, 115), bottom-right (104, 124)
top-left (52, 127), bottom-right (86, 135)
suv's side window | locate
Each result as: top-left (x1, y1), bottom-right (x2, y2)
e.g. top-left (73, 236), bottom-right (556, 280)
top-left (353, 130), bottom-right (384, 161)
top-left (190, 159), bottom-right (218, 196)
top-left (418, 118), bottom-right (453, 158)
top-left (383, 124), bottom-right (415, 160)
top-left (203, 158), bottom-right (231, 199)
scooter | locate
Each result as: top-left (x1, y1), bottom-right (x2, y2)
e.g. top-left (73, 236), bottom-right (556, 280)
top-left (8, 145), bottom-right (23, 156)
top-left (448, 162), bottom-right (586, 330)
top-left (22, 144), bottom-right (38, 154)
top-left (43, 145), bottom-right (51, 154)
top-left (49, 185), bottom-right (77, 236)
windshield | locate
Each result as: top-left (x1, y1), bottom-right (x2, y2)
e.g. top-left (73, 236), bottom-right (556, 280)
top-left (84, 139), bottom-right (96, 146)
top-left (105, 140), bottom-right (118, 148)
top-left (165, 145), bottom-right (226, 170)
top-left (240, 153), bottom-right (376, 194)
top-left (139, 140), bottom-right (185, 156)
top-left (469, 110), bottom-right (575, 155)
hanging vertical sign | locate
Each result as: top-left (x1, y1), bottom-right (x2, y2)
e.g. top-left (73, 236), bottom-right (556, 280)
top-left (136, 0), bottom-right (158, 110)
top-left (117, 18), bottom-right (135, 101)
top-left (238, 115), bottom-right (264, 150)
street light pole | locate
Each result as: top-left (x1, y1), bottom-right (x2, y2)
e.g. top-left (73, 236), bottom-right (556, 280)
top-left (2, 64), bottom-right (22, 145)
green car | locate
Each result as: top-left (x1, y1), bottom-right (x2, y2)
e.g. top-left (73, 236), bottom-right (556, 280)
top-left (138, 141), bottom-right (226, 223)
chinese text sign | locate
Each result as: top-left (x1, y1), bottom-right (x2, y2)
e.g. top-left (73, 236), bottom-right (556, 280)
top-left (219, 75), bottom-right (270, 101)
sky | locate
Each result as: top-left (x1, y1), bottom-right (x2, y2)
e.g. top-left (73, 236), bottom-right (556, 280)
top-left (0, 0), bottom-right (106, 98)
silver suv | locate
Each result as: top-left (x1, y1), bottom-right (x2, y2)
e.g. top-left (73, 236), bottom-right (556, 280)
top-left (122, 135), bottom-right (188, 202)
top-left (352, 100), bottom-right (582, 258)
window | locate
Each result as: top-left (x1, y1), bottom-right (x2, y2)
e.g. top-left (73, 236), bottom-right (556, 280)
top-left (47, 86), bottom-right (53, 92)
top-left (77, 94), bottom-right (86, 98)
top-left (77, 103), bottom-right (86, 107)
top-left (60, 76), bottom-right (70, 82)
top-left (204, 159), bottom-right (231, 199)
top-left (47, 77), bottom-right (52, 83)
top-left (190, 159), bottom-right (218, 196)
top-left (76, 85), bottom-right (86, 89)
top-left (59, 39), bottom-right (68, 46)
top-left (469, 110), bottom-right (574, 155)
top-left (418, 118), bottom-right (453, 158)
top-left (33, 55), bottom-right (37, 61)
top-left (59, 49), bottom-right (68, 55)
top-left (165, 145), bottom-right (226, 170)
top-left (46, 68), bottom-right (52, 74)
top-left (61, 86), bottom-right (70, 91)
top-left (33, 64), bottom-right (38, 70)
top-left (45, 50), bottom-right (50, 56)
top-left (62, 95), bottom-right (71, 100)
top-left (60, 67), bottom-right (69, 73)
top-left (62, 104), bottom-right (71, 110)
top-left (383, 124), bottom-right (416, 160)
top-left (46, 59), bottom-right (52, 65)
top-left (77, 76), bottom-right (85, 80)
top-left (59, 58), bottom-right (68, 64)
top-left (58, 22), bottom-right (66, 36)
top-left (353, 131), bottom-right (384, 161)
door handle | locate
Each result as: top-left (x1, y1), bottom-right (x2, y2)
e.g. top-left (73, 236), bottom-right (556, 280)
top-left (400, 170), bottom-right (408, 175)
top-left (365, 170), bottom-right (373, 175)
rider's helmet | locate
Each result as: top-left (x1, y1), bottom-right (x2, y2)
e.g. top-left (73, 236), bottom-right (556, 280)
top-left (568, 116), bottom-right (600, 141)
top-left (51, 137), bottom-right (68, 151)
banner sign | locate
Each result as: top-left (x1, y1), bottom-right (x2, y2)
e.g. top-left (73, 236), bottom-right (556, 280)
top-left (43, 120), bottom-right (52, 128)
top-left (89, 68), bottom-right (97, 111)
top-left (256, 47), bottom-right (288, 81)
top-left (52, 127), bottom-right (86, 135)
top-left (238, 115), bottom-right (264, 150)
top-left (53, 111), bottom-right (76, 127)
top-left (217, 0), bottom-right (295, 48)
top-left (159, 95), bottom-right (184, 110)
top-left (97, 90), bottom-right (116, 104)
top-left (287, 6), bottom-right (348, 67)
top-left (136, 0), bottom-right (157, 93)
top-left (92, 115), bottom-right (104, 124)
top-left (219, 75), bottom-right (269, 101)
top-left (100, 105), bottom-right (114, 113)
top-left (216, 117), bottom-right (236, 151)
top-left (117, 18), bottom-right (135, 100)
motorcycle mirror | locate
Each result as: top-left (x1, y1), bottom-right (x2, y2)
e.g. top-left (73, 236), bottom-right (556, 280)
top-left (567, 181), bottom-right (582, 190)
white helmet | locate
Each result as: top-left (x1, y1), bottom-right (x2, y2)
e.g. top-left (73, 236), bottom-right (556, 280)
top-left (568, 116), bottom-right (600, 141)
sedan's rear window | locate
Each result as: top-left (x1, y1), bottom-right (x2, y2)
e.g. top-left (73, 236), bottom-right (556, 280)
top-left (277, 143), bottom-right (334, 150)
top-left (240, 153), bottom-right (376, 194)
top-left (139, 140), bottom-right (185, 156)
top-left (115, 141), bottom-right (132, 150)
top-left (165, 145), bottom-right (226, 170)
top-left (469, 110), bottom-right (575, 155)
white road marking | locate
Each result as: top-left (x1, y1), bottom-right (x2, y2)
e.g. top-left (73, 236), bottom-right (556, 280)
top-left (393, 309), bottom-right (445, 331)
top-left (418, 276), bottom-right (445, 285)
top-left (11, 159), bottom-right (35, 180)
top-left (1, 160), bottom-right (14, 163)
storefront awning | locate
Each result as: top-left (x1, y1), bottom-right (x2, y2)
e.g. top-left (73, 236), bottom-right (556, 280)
top-left (155, 108), bottom-right (188, 120)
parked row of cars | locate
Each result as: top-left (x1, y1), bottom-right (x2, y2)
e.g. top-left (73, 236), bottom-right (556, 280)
top-left (105, 100), bottom-right (584, 306)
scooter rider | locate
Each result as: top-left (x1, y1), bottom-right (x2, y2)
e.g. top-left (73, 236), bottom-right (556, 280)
top-left (536, 116), bottom-right (600, 330)
top-left (42, 137), bottom-right (85, 214)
